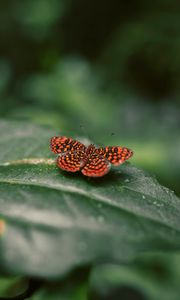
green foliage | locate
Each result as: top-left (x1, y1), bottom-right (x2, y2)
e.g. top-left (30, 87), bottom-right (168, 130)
top-left (0, 121), bottom-right (179, 285)
top-left (0, 0), bottom-right (180, 195)
top-left (0, 276), bottom-right (28, 298)
top-left (89, 253), bottom-right (180, 300)
top-left (0, 1), bottom-right (180, 298)
top-left (101, 13), bottom-right (180, 97)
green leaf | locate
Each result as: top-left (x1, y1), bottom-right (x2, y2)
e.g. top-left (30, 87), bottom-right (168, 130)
top-left (0, 120), bottom-right (180, 279)
top-left (31, 269), bottom-right (89, 300)
top-left (0, 276), bottom-right (28, 298)
top-left (31, 282), bottom-right (88, 300)
top-left (89, 253), bottom-right (180, 300)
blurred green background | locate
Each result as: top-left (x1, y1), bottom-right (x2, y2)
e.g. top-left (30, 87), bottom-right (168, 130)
top-left (0, 0), bottom-right (179, 194)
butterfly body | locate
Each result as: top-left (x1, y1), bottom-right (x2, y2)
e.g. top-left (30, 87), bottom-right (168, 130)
top-left (50, 136), bottom-right (133, 177)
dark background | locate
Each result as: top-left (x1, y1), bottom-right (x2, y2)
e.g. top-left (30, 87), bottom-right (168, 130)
top-left (0, 0), bottom-right (179, 194)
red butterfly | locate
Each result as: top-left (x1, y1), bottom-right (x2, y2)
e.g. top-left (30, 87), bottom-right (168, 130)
top-left (50, 136), bottom-right (133, 177)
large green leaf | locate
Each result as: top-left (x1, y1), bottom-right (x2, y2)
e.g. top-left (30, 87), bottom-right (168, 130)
top-left (0, 120), bottom-right (180, 279)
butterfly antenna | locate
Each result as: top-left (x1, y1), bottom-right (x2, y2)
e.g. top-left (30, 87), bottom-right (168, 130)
top-left (99, 131), bottom-right (116, 148)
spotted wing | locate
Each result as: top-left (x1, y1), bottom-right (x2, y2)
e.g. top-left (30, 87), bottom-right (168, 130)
top-left (57, 150), bottom-right (85, 172)
top-left (82, 153), bottom-right (111, 177)
top-left (97, 146), bottom-right (133, 165)
top-left (50, 136), bottom-right (86, 154)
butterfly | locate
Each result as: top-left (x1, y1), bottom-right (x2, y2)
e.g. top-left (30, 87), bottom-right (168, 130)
top-left (50, 136), bottom-right (133, 177)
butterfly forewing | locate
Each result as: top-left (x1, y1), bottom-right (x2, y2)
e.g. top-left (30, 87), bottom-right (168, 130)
top-left (97, 146), bottom-right (133, 165)
top-left (50, 136), bottom-right (86, 154)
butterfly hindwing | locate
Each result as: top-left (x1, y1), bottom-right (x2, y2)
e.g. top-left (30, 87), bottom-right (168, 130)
top-left (57, 151), bottom-right (85, 172)
top-left (97, 146), bottom-right (133, 165)
top-left (50, 136), bottom-right (86, 154)
top-left (81, 153), bottom-right (111, 177)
